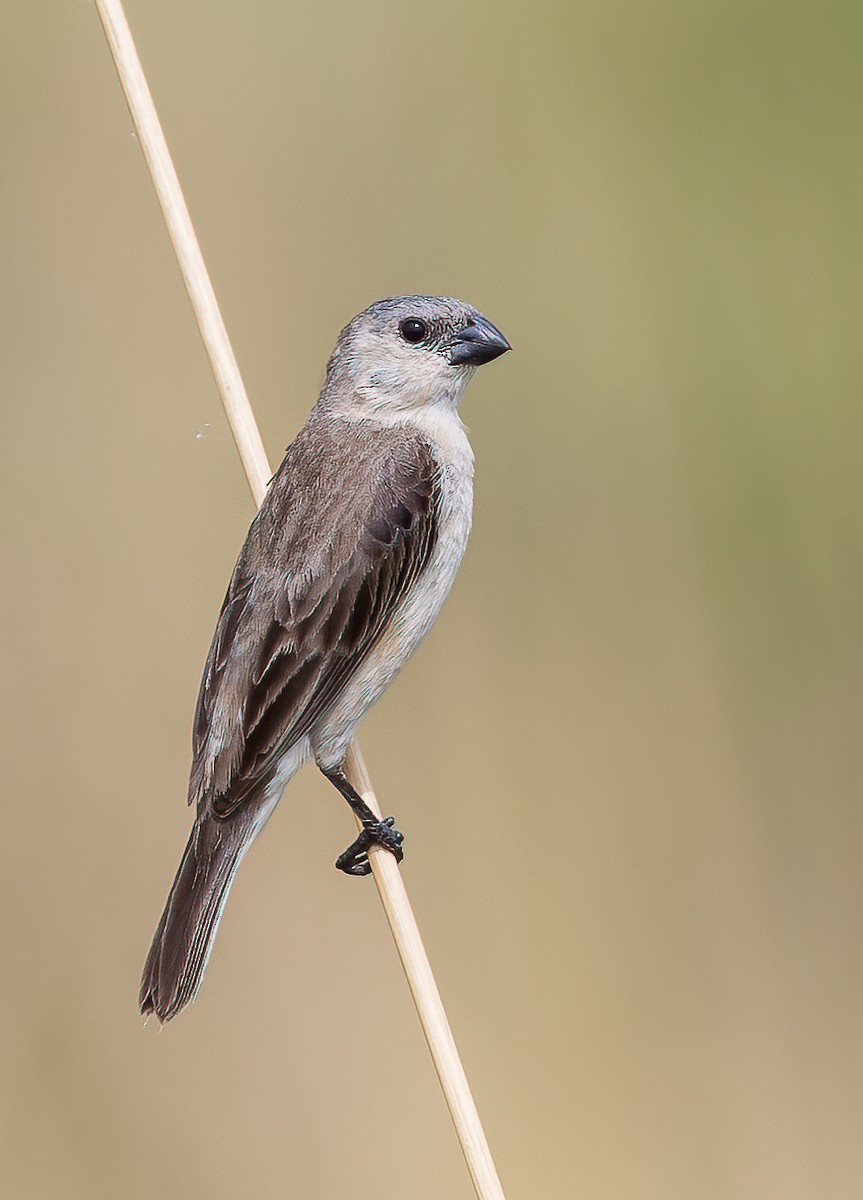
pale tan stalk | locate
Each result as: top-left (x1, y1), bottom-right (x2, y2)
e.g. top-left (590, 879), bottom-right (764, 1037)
top-left (94, 3), bottom-right (506, 1196)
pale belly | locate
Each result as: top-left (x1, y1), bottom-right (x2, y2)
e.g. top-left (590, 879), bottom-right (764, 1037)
top-left (309, 456), bottom-right (473, 771)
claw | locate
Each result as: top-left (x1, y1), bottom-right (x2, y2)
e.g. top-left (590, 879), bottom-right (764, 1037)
top-left (336, 817), bottom-right (405, 876)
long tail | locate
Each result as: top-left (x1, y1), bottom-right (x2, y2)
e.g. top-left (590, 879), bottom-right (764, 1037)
top-left (139, 814), bottom-right (252, 1022)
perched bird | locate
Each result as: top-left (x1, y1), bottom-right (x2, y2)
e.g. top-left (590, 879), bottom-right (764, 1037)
top-left (140, 295), bottom-right (510, 1022)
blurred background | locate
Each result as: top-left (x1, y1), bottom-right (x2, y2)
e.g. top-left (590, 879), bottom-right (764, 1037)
top-left (1, 1), bottom-right (861, 1196)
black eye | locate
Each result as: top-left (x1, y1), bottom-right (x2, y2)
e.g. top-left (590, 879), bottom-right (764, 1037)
top-left (399, 318), bottom-right (428, 344)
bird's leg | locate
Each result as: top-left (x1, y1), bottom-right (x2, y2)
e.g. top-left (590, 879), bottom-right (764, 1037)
top-left (321, 767), bottom-right (405, 877)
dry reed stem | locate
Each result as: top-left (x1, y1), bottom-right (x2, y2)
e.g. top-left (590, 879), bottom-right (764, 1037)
top-left (94, 3), bottom-right (506, 1196)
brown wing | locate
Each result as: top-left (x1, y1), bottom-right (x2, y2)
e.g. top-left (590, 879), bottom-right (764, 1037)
top-left (188, 418), bottom-right (439, 819)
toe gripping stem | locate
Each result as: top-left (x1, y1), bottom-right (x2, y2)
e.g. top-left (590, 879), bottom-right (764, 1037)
top-left (322, 768), bottom-right (405, 877)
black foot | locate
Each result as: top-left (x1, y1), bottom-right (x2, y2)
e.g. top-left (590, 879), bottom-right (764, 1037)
top-left (335, 817), bottom-right (405, 877)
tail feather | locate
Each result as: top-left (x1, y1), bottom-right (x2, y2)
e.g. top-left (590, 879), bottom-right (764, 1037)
top-left (140, 816), bottom-right (249, 1022)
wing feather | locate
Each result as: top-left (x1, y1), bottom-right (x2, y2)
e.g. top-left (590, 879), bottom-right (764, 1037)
top-left (188, 418), bottom-right (439, 819)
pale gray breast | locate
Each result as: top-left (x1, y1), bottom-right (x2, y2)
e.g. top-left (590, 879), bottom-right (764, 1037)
top-left (309, 408), bottom-right (474, 767)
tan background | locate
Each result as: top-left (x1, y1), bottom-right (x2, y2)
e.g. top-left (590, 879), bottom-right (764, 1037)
top-left (2, 2), bottom-right (861, 1197)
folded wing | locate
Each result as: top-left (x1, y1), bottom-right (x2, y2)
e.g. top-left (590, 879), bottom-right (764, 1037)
top-left (188, 419), bottom-right (440, 818)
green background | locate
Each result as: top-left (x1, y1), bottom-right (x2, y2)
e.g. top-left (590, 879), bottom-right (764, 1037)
top-left (2, 2), bottom-right (861, 1197)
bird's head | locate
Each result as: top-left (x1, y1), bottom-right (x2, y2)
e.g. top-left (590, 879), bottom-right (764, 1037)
top-left (321, 295), bottom-right (510, 415)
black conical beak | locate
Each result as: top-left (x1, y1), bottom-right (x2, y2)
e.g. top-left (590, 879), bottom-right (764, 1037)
top-left (449, 314), bottom-right (511, 366)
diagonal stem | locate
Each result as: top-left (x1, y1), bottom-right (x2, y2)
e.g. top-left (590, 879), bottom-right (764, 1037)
top-left (94, 2), bottom-right (505, 1196)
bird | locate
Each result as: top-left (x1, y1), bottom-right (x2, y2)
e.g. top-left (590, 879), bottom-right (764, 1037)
top-left (139, 295), bottom-right (510, 1022)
